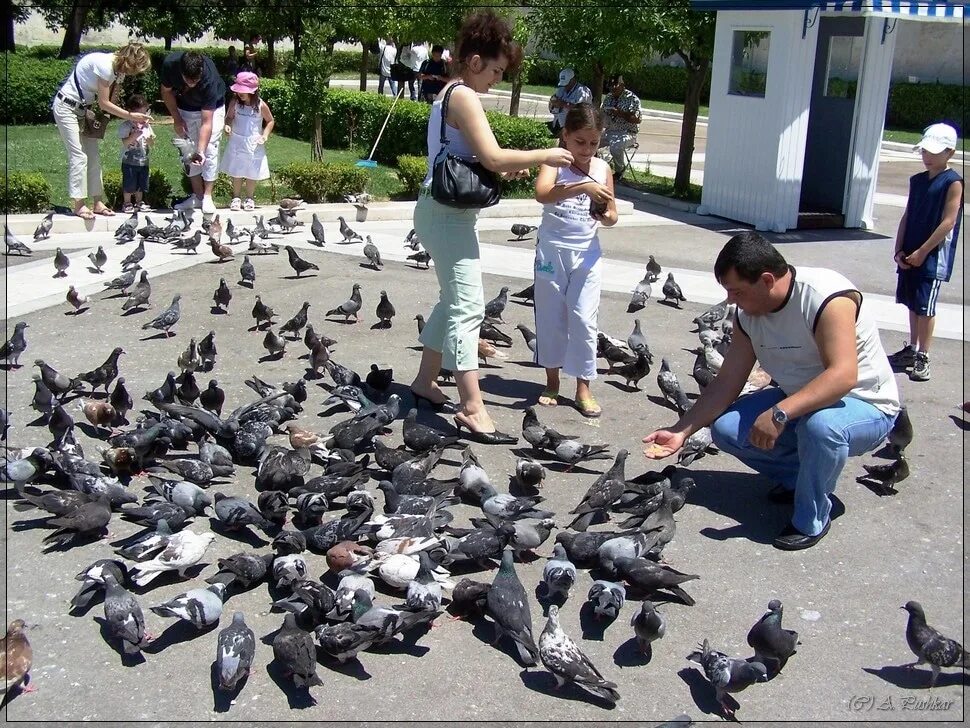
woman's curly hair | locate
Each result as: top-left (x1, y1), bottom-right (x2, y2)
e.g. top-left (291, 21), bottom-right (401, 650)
top-left (454, 10), bottom-right (523, 76)
top-left (114, 43), bottom-right (151, 75)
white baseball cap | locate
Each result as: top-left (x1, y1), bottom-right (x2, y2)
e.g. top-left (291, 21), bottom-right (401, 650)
top-left (558, 68), bottom-right (575, 87)
top-left (914, 123), bottom-right (958, 154)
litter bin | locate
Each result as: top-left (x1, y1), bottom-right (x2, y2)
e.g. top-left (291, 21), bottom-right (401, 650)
top-left (355, 205), bottom-right (369, 223)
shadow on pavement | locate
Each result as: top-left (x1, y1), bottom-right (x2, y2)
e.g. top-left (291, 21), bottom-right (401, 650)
top-left (862, 664), bottom-right (970, 689)
top-left (518, 668), bottom-right (618, 710)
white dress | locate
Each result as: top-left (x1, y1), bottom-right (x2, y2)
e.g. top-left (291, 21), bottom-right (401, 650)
top-left (219, 102), bottom-right (270, 180)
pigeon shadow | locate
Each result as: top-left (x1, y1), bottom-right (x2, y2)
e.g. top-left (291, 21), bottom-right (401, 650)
top-left (65, 307), bottom-right (90, 316)
top-left (507, 474), bottom-right (539, 497)
top-left (948, 414), bottom-right (969, 431)
top-left (578, 600), bottom-right (614, 641)
top-left (94, 617), bottom-right (148, 667)
top-left (646, 394), bottom-right (680, 413)
top-left (209, 307), bottom-right (229, 315)
top-left (320, 653), bottom-right (372, 680)
top-left (518, 669), bottom-right (618, 710)
top-left (209, 660), bottom-right (249, 712)
top-left (120, 307), bottom-right (147, 317)
top-left (479, 374), bottom-right (543, 403)
top-left (282, 274), bottom-right (317, 280)
top-left (369, 322), bottom-right (391, 331)
top-left (257, 352), bottom-right (286, 364)
top-left (603, 380), bottom-right (640, 394)
top-left (326, 317), bottom-right (358, 325)
top-left (855, 477), bottom-right (899, 498)
top-left (870, 443), bottom-right (900, 460)
top-left (238, 281), bottom-right (254, 289)
top-left (0, 363), bottom-right (24, 371)
top-left (613, 637), bottom-right (652, 667)
top-left (534, 583), bottom-right (567, 616)
top-left (265, 659), bottom-right (318, 709)
top-left (678, 666), bottom-right (738, 720)
top-left (656, 300), bottom-right (684, 310)
top-left (862, 665), bottom-right (970, 689)
top-left (76, 422), bottom-right (111, 440)
top-left (143, 619), bottom-right (218, 653)
top-left (140, 332), bottom-right (176, 342)
top-left (210, 520), bottom-right (269, 548)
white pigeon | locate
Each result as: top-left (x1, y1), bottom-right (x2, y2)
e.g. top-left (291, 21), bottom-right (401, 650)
top-left (150, 583), bottom-right (226, 629)
top-left (703, 341), bottom-right (724, 376)
top-left (129, 530), bottom-right (215, 586)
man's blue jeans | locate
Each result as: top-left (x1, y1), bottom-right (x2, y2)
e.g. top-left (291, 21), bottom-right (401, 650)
top-left (710, 388), bottom-right (896, 537)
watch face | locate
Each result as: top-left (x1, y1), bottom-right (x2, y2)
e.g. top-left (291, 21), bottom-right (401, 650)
top-left (772, 408), bottom-right (787, 424)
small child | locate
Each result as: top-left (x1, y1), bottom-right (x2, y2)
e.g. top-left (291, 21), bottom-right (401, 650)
top-left (118, 94), bottom-right (155, 213)
top-left (532, 104), bottom-right (618, 417)
top-left (219, 71), bottom-right (274, 211)
top-left (888, 122), bottom-right (963, 382)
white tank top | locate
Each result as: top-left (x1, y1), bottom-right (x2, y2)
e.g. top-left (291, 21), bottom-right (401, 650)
top-left (538, 161), bottom-right (608, 250)
top-left (737, 266), bottom-right (900, 416)
top-left (422, 85), bottom-right (477, 188)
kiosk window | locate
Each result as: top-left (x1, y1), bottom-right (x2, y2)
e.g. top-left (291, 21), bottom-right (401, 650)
top-left (729, 30), bottom-right (770, 98)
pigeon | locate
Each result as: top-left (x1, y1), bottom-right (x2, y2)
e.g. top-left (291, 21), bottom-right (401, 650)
top-left (363, 237), bottom-right (382, 269)
top-left (87, 245), bottom-right (108, 273)
top-left (315, 617), bottom-right (384, 663)
top-left (52, 247), bottom-right (70, 277)
top-left (102, 573), bottom-right (152, 654)
top-left (628, 267), bottom-right (652, 312)
top-left (365, 364), bottom-right (393, 394)
top-left (515, 456), bottom-right (546, 490)
top-left (284, 245), bottom-right (318, 277)
top-left (273, 613), bottom-right (322, 688)
top-left (658, 359), bottom-right (691, 415)
top-left (141, 295), bottom-right (182, 337)
top-left (0, 620), bottom-right (33, 698)
top-left (627, 319), bottom-right (648, 356)
top-left (587, 580), bottom-right (626, 620)
top-left (568, 449), bottom-right (628, 531)
top-left (42, 493), bottom-right (112, 546)
top-left (101, 266), bottom-right (140, 295)
top-left (614, 556), bottom-right (699, 606)
top-left (79, 398), bottom-right (116, 429)
top-left (200, 379), bottom-right (225, 415)
top-left (485, 286), bottom-right (510, 321)
top-left (405, 551), bottom-right (444, 612)
top-left (512, 283), bottom-right (534, 302)
top-left (209, 238), bottom-right (235, 262)
top-left (64, 286), bottom-right (91, 317)
top-left (251, 295), bottom-right (276, 329)
top-left (511, 223), bottom-right (538, 240)
top-left (515, 324), bottom-right (537, 353)
top-left (30, 210), bottom-right (52, 241)
top-left (542, 543), bottom-right (577, 600)
top-left (337, 215), bottom-right (363, 243)
top-left (262, 329), bottom-right (287, 358)
top-left (480, 321), bottom-right (513, 347)
top-left (198, 331), bottom-right (217, 371)
top-left (486, 549), bottom-right (539, 666)
top-left (746, 599), bottom-right (798, 677)
top-left (151, 458), bottom-right (214, 485)
top-left (213, 492), bottom-right (274, 533)
top-left (612, 350), bottom-right (651, 390)
top-left (273, 553), bottom-right (309, 588)
top-left (76, 346), bottom-right (124, 394)
top-left (280, 301), bottom-right (311, 338)
top-left (596, 334), bottom-right (627, 371)
top-left (693, 300), bottom-right (728, 331)
top-left (539, 605), bottom-right (620, 704)
top-left (662, 272), bottom-right (686, 306)
top-left (859, 456), bottom-right (910, 491)
top-left (1, 322), bottom-right (29, 368)
top-left (149, 475), bottom-right (211, 515)
top-left (212, 278), bottom-right (232, 312)
top-left (901, 600), bottom-right (969, 687)
top-left (702, 341), bottom-right (723, 376)
top-left (207, 214), bottom-right (223, 243)
top-left (172, 230), bottom-right (203, 254)
top-left (309, 213), bottom-right (326, 246)
top-left (687, 639), bottom-right (768, 718)
top-left (238, 253), bottom-right (256, 287)
top-left (216, 612), bottom-right (256, 692)
top-left (71, 559), bottom-right (128, 611)
top-left (128, 529), bottom-right (215, 586)
top-left (407, 250), bottom-right (431, 269)
top-left (120, 240), bottom-right (146, 270)
top-left (150, 583), bottom-right (225, 630)
top-left (403, 228), bottom-right (421, 249)
top-left (122, 270), bottom-right (152, 311)
top-left (887, 405), bottom-right (912, 456)
top-left (692, 349), bottom-right (716, 391)
top-left (375, 290), bottom-right (396, 326)
top-left (144, 371), bottom-right (177, 406)
top-left (5, 226), bottom-right (33, 255)
top-left (326, 283), bottom-right (363, 322)
top-left (678, 427), bottom-right (714, 467)
top-left (631, 600), bottom-right (666, 658)
top-left (645, 255), bottom-right (662, 281)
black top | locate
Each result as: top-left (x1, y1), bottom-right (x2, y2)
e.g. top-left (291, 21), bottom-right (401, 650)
top-left (419, 59), bottom-right (447, 97)
top-left (160, 52), bottom-right (226, 112)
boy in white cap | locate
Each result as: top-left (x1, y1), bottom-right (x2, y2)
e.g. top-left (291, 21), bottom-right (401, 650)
top-left (547, 68), bottom-right (591, 135)
top-left (887, 122), bottom-right (963, 382)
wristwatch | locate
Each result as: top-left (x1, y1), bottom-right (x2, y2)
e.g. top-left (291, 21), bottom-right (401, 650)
top-left (771, 406), bottom-right (789, 426)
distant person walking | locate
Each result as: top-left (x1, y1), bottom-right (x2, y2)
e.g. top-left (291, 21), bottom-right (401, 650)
top-left (378, 38), bottom-right (398, 97)
top-left (418, 45), bottom-right (449, 102)
top-left (51, 43), bottom-right (152, 219)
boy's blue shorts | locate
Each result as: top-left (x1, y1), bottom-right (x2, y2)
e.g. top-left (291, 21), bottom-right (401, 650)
top-left (122, 163), bottom-right (149, 193)
top-left (895, 269), bottom-right (943, 316)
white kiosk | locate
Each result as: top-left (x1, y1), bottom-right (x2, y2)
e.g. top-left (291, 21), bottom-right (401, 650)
top-left (695, 1), bottom-right (964, 232)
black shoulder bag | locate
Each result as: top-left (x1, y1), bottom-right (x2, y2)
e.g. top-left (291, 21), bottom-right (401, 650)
top-left (430, 82), bottom-right (501, 209)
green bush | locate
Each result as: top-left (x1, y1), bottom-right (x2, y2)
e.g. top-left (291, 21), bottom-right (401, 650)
top-left (887, 82), bottom-right (963, 132)
top-left (1, 171), bottom-right (53, 214)
top-left (275, 161), bottom-right (368, 203)
top-left (396, 155), bottom-right (427, 197)
top-left (179, 172), bottom-right (234, 201)
top-left (1, 54), bottom-right (72, 124)
top-left (259, 78), bottom-right (301, 137)
top-left (103, 168), bottom-right (174, 209)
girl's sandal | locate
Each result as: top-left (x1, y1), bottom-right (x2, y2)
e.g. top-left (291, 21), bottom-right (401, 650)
top-left (74, 206), bottom-right (95, 220)
top-left (575, 396), bottom-right (602, 418)
top-left (538, 389), bottom-right (559, 407)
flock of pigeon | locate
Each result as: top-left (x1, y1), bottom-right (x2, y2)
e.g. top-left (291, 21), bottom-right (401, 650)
top-left (0, 205), bottom-right (964, 718)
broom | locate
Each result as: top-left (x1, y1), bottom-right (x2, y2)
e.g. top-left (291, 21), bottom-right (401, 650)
top-left (356, 88), bottom-right (406, 168)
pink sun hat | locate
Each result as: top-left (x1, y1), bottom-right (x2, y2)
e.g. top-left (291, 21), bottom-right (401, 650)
top-left (231, 71), bottom-right (260, 94)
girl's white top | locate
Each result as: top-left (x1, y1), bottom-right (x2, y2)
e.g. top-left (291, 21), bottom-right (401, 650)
top-left (539, 162), bottom-right (608, 250)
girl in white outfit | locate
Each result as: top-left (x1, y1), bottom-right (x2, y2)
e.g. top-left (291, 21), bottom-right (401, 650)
top-left (220, 71), bottom-right (274, 211)
top-left (533, 105), bottom-right (618, 418)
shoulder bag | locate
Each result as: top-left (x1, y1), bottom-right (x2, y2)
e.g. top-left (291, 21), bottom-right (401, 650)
top-left (430, 82), bottom-right (501, 209)
top-left (73, 68), bottom-right (115, 139)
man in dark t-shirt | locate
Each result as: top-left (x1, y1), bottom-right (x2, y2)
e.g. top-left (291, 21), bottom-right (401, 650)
top-left (160, 51), bottom-right (227, 214)
top-left (418, 45), bottom-right (448, 102)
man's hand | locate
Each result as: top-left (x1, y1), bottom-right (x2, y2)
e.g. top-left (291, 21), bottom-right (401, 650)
top-left (904, 247), bottom-right (928, 267)
top-left (173, 117), bottom-right (188, 138)
top-left (642, 429), bottom-right (687, 459)
top-left (190, 151), bottom-right (206, 166)
top-left (893, 250), bottom-right (911, 270)
top-left (749, 409), bottom-right (783, 450)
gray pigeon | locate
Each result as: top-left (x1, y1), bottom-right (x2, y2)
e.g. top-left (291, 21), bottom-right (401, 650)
top-left (486, 548), bottom-right (539, 666)
top-left (326, 283), bottom-right (363, 322)
top-left (627, 319), bottom-right (648, 355)
top-left (662, 272), bottom-right (686, 306)
top-left (262, 329), bottom-right (287, 358)
top-left (280, 301), bottom-right (311, 338)
top-left (102, 572), bottom-right (152, 654)
top-left (539, 605), bottom-right (620, 704)
top-left (273, 613), bottom-right (322, 688)
top-left (71, 559), bottom-right (128, 611)
top-left (631, 600), bottom-right (666, 658)
top-left (251, 295), bottom-right (275, 329)
top-left (658, 359), bottom-right (691, 415)
top-left (239, 255), bottom-right (256, 286)
top-left (587, 580), bottom-right (626, 620)
top-left (687, 639), bottom-right (768, 719)
top-left (213, 492), bottom-right (274, 533)
top-left (542, 543), bottom-right (577, 600)
top-left (375, 290), bottom-right (396, 327)
top-left (34, 211), bottom-right (54, 240)
top-left (338, 215), bottom-right (363, 243)
top-left (122, 271), bottom-right (151, 311)
top-left (678, 427), bottom-right (714, 467)
top-left (1, 322), bottom-right (29, 367)
top-left (309, 213), bottom-right (326, 246)
top-left (216, 612), bottom-right (256, 691)
top-left (87, 245), bottom-right (108, 273)
top-left (484, 286), bottom-right (510, 321)
top-left (646, 255), bottom-right (661, 281)
top-left (102, 266), bottom-right (140, 295)
top-left (212, 278), bottom-right (232, 312)
top-left (121, 240), bottom-right (146, 270)
top-left (887, 406), bottom-right (912, 455)
top-left (284, 245), bottom-right (319, 277)
top-left (514, 456), bottom-right (545, 490)
top-left (5, 226), bottom-right (33, 255)
top-left (363, 237), bottom-right (382, 269)
top-left (510, 223), bottom-right (537, 240)
top-left (141, 295), bottom-right (182, 337)
top-left (150, 583), bottom-right (225, 630)
top-left (515, 324), bottom-right (537, 353)
top-left (746, 599), bottom-right (798, 677)
top-left (901, 600), bottom-right (969, 687)
top-left (53, 247), bottom-right (70, 277)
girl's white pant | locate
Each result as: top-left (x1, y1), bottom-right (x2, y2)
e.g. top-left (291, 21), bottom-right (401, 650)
top-left (533, 239), bottom-right (601, 381)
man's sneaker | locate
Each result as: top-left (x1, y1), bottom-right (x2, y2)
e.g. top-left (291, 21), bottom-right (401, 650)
top-left (887, 343), bottom-right (916, 369)
top-left (230, 197), bottom-right (242, 211)
top-left (201, 195), bottom-right (216, 215)
top-left (174, 195), bottom-right (200, 211)
top-left (910, 352), bottom-right (930, 381)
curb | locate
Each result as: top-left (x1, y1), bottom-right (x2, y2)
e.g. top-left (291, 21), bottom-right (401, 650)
top-left (615, 183), bottom-right (701, 214)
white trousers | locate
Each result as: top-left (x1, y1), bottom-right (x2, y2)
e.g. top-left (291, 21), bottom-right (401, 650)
top-left (533, 239), bottom-right (602, 380)
top-left (52, 97), bottom-right (103, 200)
top-left (181, 106), bottom-right (226, 182)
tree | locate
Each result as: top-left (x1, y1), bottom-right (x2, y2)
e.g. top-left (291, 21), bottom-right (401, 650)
top-left (641, 2), bottom-right (716, 197)
top-left (119, 1), bottom-right (211, 50)
top-left (508, 14), bottom-right (535, 117)
top-left (3, 0), bottom-right (30, 52)
top-left (290, 19), bottom-right (336, 161)
top-left (33, 0), bottom-right (122, 58)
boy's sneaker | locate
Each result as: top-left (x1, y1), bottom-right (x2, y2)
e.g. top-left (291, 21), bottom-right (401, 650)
top-left (201, 195), bottom-right (216, 215)
top-left (122, 203), bottom-right (135, 214)
top-left (910, 352), bottom-right (930, 381)
top-left (230, 197), bottom-right (242, 211)
top-left (243, 198), bottom-right (256, 211)
top-left (887, 343), bottom-right (916, 369)
top-left (138, 202), bottom-right (152, 212)
top-left (174, 195), bottom-right (200, 211)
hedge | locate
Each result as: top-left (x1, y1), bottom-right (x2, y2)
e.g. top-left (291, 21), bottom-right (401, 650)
top-left (1, 172), bottom-right (53, 214)
top-left (103, 168), bottom-right (174, 209)
top-left (2, 54), bottom-right (73, 124)
top-left (887, 82), bottom-right (963, 132)
top-left (275, 162), bottom-right (369, 203)
top-left (396, 155), bottom-right (427, 196)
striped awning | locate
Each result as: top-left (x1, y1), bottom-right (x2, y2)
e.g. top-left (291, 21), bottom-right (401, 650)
top-left (691, 0), bottom-right (965, 21)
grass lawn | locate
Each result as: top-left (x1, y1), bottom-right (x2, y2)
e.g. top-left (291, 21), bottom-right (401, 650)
top-left (5, 122), bottom-right (406, 207)
top-left (620, 170), bottom-right (703, 204)
top-left (883, 128), bottom-right (966, 152)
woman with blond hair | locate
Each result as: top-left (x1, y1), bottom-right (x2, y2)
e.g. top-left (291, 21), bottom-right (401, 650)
top-left (52, 43), bottom-right (153, 219)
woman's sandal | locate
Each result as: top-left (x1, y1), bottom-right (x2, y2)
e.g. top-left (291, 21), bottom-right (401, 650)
top-left (538, 389), bottom-right (559, 407)
top-left (574, 396), bottom-right (602, 418)
top-left (410, 388), bottom-right (457, 414)
top-left (74, 206), bottom-right (96, 220)
top-left (93, 205), bottom-right (115, 217)
top-left (453, 414), bottom-right (517, 445)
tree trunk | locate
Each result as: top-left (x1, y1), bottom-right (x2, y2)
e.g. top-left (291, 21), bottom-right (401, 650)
top-left (58, 0), bottom-right (88, 59)
top-left (312, 114), bottom-right (324, 162)
top-left (266, 37), bottom-right (276, 77)
top-left (359, 43), bottom-right (369, 92)
top-left (509, 73), bottom-right (522, 117)
top-left (2, 0), bottom-right (15, 52)
top-left (164, 35), bottom-right (173, 51)
top-left (292, 29), bottom-right (302, 64)
top-left (674, 59), bottom-right (709, 198)
top-left (590, 60), bottom-right (605, 108)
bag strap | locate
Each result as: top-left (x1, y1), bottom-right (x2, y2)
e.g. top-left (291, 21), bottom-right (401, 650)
top-left (72, 68), bottom-right (85, 104)
top-left (439, 80), bottom-right (464, 146)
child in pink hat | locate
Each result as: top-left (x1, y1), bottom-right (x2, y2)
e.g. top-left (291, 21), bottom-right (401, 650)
top-left (220, 71), bottom-right (275, 211)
